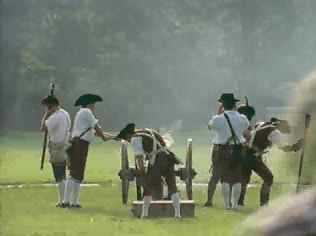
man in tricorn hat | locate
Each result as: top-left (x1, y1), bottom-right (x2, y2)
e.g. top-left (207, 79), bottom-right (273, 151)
top-left (116, 123), bottom-right (182, 218)
top-left (63, 94), bottom-right (113, 208)
top-left (237, 115), bottom-right (303, 206)
top-left (205, 93), bottom-right (249, 209)
top-left (41, 95), bottom-right (71, 207)
top-left (204, 97), bottom-right (255, 207)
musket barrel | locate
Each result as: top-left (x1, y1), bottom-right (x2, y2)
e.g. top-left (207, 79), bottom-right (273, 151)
top-left (40, 82), bottom-right (55, 170)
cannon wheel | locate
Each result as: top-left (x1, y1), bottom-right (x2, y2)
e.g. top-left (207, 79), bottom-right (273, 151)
top-left (185, 138), bottom-right (193, 200)
top-left (121, 142), bottom-right (130, 204)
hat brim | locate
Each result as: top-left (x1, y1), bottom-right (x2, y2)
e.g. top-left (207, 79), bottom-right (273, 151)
top-left (238, 105), bottom-right (255, 115)
top-left (237, 105), bottom-right (256, 120)
top-left (271, 119), bottom-right (291, 133)
top-left (75, 94), bottom-right (103, 106)
top-left (115, 123), bottom-right (136, 140)
top-left (41, 95), bottom-right (59, 106)
top-left (218, 98), bottom-right (240, 103)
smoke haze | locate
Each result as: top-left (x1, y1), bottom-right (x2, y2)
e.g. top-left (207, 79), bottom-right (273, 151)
top-left (1, 0), bottom-right (316, 131)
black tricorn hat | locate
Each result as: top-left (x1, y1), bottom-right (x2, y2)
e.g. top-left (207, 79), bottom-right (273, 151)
top-left (218, 93), bottom-right (240, 104)
top-left (238, 105), bottom-right (256, 121)
top-left (116, 123), bottom-right (136, 140)
top-left (41, 95), bottom-right (59, 106)
top-left (270, 117), bottom-right (291, 133)
top-left (75, 94), bottom-right (103, 106)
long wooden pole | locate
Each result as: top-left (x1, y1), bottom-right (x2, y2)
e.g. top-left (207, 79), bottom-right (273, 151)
top-left (296, 113), bottom-right (311, 193)
top-left (40, 83), bottom-right (55, 170)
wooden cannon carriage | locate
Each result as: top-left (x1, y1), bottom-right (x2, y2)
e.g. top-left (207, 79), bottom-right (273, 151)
top-left (118, 139), bottom-right (197, 218)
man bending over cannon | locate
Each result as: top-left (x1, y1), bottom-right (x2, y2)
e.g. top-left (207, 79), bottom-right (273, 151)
top-left (116, 123), bottom-right (182, 218)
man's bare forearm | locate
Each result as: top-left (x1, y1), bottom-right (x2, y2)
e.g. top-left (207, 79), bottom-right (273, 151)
top-left (95, 125), bottom-right (114, 141)
top-left (280, 139), bottom-right (303, 152)
top-left (95, 124), bottom-right (105, 138)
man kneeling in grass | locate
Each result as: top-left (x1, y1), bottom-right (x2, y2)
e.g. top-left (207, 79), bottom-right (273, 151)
top-left (41, 95), bottom-right (71, 207)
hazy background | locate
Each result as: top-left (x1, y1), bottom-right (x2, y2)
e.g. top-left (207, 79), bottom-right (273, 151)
top-left (1, 0), bottom-right (316, 131)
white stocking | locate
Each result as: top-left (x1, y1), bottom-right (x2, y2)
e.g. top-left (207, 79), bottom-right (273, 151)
top-left (171, 192), bottom-right (181, 218)
top-left (63, 178), bottom-right (73, 204)
top-left (71, 181), bottom-right (81, 205)
top-left (141, 196), bottom-right (152, 218)
top-left (222, 182), bottom-right (231, 209)
top-left (231, 183), bottom-right (241, 209)
top-left (57, 180), bottom-right (65, 204)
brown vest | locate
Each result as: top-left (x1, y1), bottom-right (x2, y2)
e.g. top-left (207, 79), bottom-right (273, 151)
top-left (252, 122), bottom-right (276, 151)
top-left (133, 129), bottom-right (166, 154)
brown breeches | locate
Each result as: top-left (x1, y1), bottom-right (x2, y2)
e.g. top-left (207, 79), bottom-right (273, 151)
top-left (240, 154), bottom-right (273, 206)
top-left (212, 144), bottom-right (243, 184)
top-left (142, 151), bottom-right (177, 197)
top-left (206, 147), bottom-right (221, 202)
top-left (242, 156), bottom-right (273, 186)
top-left (51, 162), bottom-right (66, 182)
top-left (68, 138), bottom-right (90, 182)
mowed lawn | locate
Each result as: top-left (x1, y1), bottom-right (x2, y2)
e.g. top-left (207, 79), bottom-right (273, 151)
top-left (0, 184), bottom-right (290, 236)
top-left (0, 132), bottom-right (307, 236)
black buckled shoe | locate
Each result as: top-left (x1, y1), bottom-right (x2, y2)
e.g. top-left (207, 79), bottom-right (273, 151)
top-left (70, 204), bottom-right (82, 209)
top-left (60, 202), bottom-right (70, 208)
top-left (204, 201), bottom-right (213, 207)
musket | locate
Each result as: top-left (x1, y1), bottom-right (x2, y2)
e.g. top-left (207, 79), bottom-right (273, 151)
top-left (40, 82), bottom-right (55, 170)
top-left (296, 113), bottom-right (311, 193)
top-left (245, 96), bottom-right (249, 106)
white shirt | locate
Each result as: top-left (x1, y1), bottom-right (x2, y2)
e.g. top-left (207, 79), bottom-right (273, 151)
top-left (268, 129), bottom-right (286, 148)
top-left (131, 137), bottom-right (145, 156)
top-left (249, 122), bottom-right (287, 149)
top-left (208, 110), bottom-right (249, 144)
top-left (72, 108), bottom-right (99, 143)
top-left (45, 108), bottom-right (71, 144)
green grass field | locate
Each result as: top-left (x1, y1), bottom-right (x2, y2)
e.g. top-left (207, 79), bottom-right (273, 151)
top-left (0, 132), bottom-right (309, 236)
top-left (1, 184), bottom-right (291, 236)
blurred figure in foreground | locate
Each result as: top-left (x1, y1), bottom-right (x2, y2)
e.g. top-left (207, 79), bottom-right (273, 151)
top-left (240, 188), bottom-right (316, 236)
